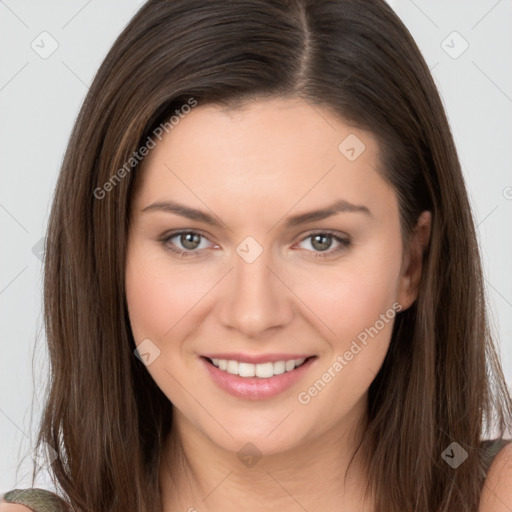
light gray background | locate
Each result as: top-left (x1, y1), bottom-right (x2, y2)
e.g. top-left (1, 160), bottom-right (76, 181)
top-left (1, 0), bottom-right (511, 494)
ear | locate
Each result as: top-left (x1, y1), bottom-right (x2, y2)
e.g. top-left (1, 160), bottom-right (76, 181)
top-left (396, 210), bottom-right (431, 311)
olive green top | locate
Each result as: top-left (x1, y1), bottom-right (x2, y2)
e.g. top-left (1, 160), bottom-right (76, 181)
top-left (479, 438), bottom-right (511, 477)
top-left (1, 487), bottom-right (71, 511)
top-left (1, 439), bottom-right (510, 511)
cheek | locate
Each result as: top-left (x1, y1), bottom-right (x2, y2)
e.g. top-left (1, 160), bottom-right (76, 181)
top-left (125, 244), bottom-right (209, 343)
top-left (294, 237), bottom-right (403, 347)
top-left (293, 252), bottom-right (402, 422)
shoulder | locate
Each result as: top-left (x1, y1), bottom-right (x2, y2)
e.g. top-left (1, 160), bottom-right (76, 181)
top-left (0, 503), bottom-right (33, 511)
top-left (478, 440), bottom-right (512, 512)
top-left (0, 492), bottom-right (30, 511)
top-left (0, 493), bottom-right (32, 511)
top-left (1, 488), bottom-right (71, 512)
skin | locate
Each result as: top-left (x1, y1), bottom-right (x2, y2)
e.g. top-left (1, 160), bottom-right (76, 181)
top-left (1, 97), bottom-right (509, 512)
top-left (125, 96), bottom-right (430, 512)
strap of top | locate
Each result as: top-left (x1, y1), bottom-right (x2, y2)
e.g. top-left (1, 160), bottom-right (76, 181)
top-left (480, 438), bottom-right (512, 477)
top-left (1, 488), bottom-right (71, 512)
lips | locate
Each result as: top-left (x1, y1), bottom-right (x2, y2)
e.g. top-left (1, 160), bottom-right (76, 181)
top-left (200, 354), bottom-right (317, 400)
top-left (204, 356), bottom-right (311, 378)
top-left (201, 352), bottom-right (314, 364)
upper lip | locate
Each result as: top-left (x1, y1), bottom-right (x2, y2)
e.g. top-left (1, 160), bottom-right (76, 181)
top-left (201, 353), bottom-right (315, 364)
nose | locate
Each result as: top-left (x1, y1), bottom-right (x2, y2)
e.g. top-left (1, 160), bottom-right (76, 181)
top-left (217, 244), bottom-right (295, 339)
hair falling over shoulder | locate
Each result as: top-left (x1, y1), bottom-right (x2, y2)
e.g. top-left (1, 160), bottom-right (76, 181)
top-left (28, 1), bottom-right (512, 511)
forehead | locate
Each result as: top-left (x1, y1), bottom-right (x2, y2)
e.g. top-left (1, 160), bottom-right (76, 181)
top-left (133, 97), bottom-right (396, 221)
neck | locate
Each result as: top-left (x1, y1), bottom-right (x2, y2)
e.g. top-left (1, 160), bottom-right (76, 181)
top-left (159, 398), bottom-right (373, 512)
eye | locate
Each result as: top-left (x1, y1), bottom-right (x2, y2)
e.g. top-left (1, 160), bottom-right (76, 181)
top-left (159, 230), bottom-right (351, 259)
top-left (160, 230), bottom-right (215, 257)
top-left (295, 231), bottom-right (351, 258)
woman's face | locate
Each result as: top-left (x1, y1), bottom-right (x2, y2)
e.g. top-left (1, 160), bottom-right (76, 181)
top-left (126, 97), bottom-right (425, 456)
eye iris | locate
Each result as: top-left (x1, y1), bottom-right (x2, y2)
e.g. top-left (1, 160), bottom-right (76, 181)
top-left (181, 232), bottom-right (201, 250)
top-left (311, 234), bottom-right (332, 251)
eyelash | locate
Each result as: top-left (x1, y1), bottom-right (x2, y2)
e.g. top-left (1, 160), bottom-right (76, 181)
top-left (159, 230), bottom-right (351, 259)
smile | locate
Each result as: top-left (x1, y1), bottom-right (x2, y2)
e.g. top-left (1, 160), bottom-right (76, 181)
top-left (208, 357), bottom-right (308, 378)
top-left (201, 354), bottom-right (317, 400)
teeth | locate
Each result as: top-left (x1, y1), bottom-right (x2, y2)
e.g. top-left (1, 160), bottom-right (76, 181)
top-left (239, 362), bottom-right (255, 377)
top-left (255, 362), bottom-right (273, 378)
top-left (209, 357), bottom-right (308, 378)
top-left (226, 360), bottom-right (238, 374)
top-left (273, 361), bottom-right (286, 375)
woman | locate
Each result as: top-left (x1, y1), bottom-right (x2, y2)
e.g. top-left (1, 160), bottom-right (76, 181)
top-left (2, 0), bottom-right (511, 511)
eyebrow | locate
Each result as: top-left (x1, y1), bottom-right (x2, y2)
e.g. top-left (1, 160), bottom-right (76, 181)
top-left (141, 198), bottom-right (371, 227)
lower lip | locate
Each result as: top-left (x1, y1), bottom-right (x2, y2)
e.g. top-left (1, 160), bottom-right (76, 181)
top-left (201, 356), bottom-right (317, 400)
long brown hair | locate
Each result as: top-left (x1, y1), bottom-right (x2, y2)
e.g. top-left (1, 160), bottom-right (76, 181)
top-left (28, 0), bottom-right (511, 510)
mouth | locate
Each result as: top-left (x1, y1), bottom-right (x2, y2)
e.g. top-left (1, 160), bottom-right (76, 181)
top-left (202, 355), bottom-right (315, 378)
top-left (200, 354), bottom-right (318, 400)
